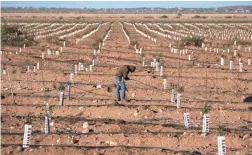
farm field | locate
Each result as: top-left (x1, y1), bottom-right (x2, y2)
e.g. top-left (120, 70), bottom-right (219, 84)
top-left (1, 14), bottom-right (252, 155)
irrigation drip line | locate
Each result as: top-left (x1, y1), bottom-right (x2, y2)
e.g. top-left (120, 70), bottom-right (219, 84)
top-left (1, 130), bottom-right (250, 136)
top-left (0, 103), bottom-right (206, 111)
top-left (1, 102), bottom-right (250, 112)
top-left (1, 115), bottom-right (251, 133)
top-left (2, 82), bottom-right (252, 97)
top-left (0, 131), bottom-right (187, 136)
top-left (1, 91), bottom-right (251, 104)
top-left (0, 144), bottom-right (192, 153)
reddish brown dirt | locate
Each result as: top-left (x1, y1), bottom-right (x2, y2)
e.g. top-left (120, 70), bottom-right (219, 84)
top-left (1, 18), bottom-right (252, 155)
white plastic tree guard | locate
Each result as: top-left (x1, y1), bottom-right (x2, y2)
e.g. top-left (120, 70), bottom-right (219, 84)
top-left (139, 48), bottom-right (142, 54)
top-left (136, 49), bottom-right (139, 54)
top-left (22, 124), bottom-right (32, 148)
top-left (70, 72), bottom-right (74, 83)
top-left (23, 44), bottom-right (26, 48)
top-left (78, 62), bottom-right (81, 71)
top-left (171, 88), bottom-right (175, 103)
top-left (238, 58), bottom-right (242, 64)
top-left (33, 66), bottom-right (36, 72)
top-left (150, 62), bottom-right (155, 67)
top-left (63, 41), bottom-right (66, 47)
top-left (220, 58), bottom-right (224, 66)
top-left (238, 45), bottom-right (241, 50)
top-left (217, 136), bottom-right (226, 155)
top-left (20, 48), bottom-right (22, 53)
top-left (55, 51), bottom-right (60, 55)
top-left (248, 58), bottom-right (251, 66)
top-left (80, 64), bottom-right (84, 71)
top-left (60, 47), bottom-right (63, 53)
top-left (45, 116), bottom-right (50, 134)
top-left (188, 55), bottom-right (191, 61)
top-left (234, 50), bottom-right (236, 56)
top-left (74, 64), bottom-right (78, 75)
top-left (94, 49), bottom-right (97, 56)
top-left (90, 65), bottom-right (93, 71)
top-left (59, 91), bottom-right (64, 106)
top-left (2, 69), bottom-right (7, 75)
top-left (160, 66), bottom-right (163, 76)
top-left (155, 62), bottom-right (160, 72)
top-left (27, 66), bottom-right (30, 72)
top-left (92, 60), bottom-right (95, 66)
top-left (229, 61), bottom-right (233, 71)
top-left (202, 114), bottom-right (209, 134)
top-left (177, 93), bottom-right (181, 108)
top-left (184, 113), bottom-right (191, 128)
top-left (42, 52), bottom-right (45, 59)
top-left (142, 57), bottom-right (145, 67)
top-left (163, 78), bottom-right (167, 90)
top-left (68, 85), bottom-right (71, 100)
top-left (239, 63), bottom-right (243, 73)
top-left (46, 103), bottom-right (51, 117)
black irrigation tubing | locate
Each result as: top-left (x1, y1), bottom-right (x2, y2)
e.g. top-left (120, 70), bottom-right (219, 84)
top-left (2, 129), bottom-right (252, 136)
top-left (1, 92), bottom-right (250, 104)
top-left (1, 91), bottom-right (251, 105)
top-left (0, 131), bottom-right (193, 136)
top-left (1, 115), bottom-right (252, 133)
top-left (1, 130), bottom-right (249, 137)
top-left (0, 144), bottom-right (192, 153)
top-left (0, 103), bottom-right (203, 111)
top-left (2, 103), bottom-right (250, 112)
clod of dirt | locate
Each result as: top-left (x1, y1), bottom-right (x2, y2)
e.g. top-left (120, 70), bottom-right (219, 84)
top-left (105, 141), bottom-right (118, 146)
top-left (16, 146), bottom-right (23, 152)
top-left (83, 122), bottom-right (89, 129)
top-left (71, 136), bottom-right (79, 144)
top-left (151, 110), bottom-right (158, 113)
top-left (1, 95), bottom-right (5, 99)
top-left (131, 93), bottom-right (136, 98)
top-left (243, 134), bottom-right (250, 140)
top-left (50, 122), bottom-right (54, 126)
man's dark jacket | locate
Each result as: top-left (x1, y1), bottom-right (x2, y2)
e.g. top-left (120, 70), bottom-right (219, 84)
top-left (115, 65), bottom-right (136, 80)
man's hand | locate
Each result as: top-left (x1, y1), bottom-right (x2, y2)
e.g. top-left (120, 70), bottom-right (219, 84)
top-left (124, 77), bottom-right (130, 80)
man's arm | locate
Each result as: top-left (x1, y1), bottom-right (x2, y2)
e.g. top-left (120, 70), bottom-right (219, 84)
top-left (123, 71), bottom-right (130, 80)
